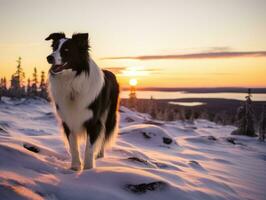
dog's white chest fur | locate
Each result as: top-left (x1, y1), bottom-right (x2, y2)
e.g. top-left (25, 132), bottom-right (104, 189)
top-left (48, 59), bottom-right (104, 134)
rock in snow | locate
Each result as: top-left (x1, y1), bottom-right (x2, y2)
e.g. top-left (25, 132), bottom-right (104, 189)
top-left (0, 98), bottom-right (265, 200)
top-left (125, 181), bottom-right (168, 194)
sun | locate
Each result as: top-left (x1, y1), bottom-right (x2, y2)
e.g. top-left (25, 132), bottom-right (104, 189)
top-left (129, 78), bottom-right (138, 86)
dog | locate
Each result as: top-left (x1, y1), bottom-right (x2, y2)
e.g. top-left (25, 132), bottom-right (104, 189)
top-left (45, 32), bottom-right (119, 170)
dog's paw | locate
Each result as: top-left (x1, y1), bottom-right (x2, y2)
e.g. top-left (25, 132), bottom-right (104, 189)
top-left (83, 163), bottom-right (95, 170)
top-left (84, 157), bottom-right (95, 169)
top-left (83, 165), bottom-right (94, 170)
top-left (70, 165), bottom-right (82, 171)
top-left (96, 152), bottom-right (104, 159)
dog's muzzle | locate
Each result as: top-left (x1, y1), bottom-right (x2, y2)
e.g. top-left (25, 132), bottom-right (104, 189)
top-left (49, 63), bottom-right (69, 75)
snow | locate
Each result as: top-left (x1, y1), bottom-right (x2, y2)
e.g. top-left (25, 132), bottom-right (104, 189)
top-left (0, 97), bottom-right (265, 200)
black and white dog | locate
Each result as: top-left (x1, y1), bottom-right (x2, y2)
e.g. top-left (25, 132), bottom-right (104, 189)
top-left (45, 33), bottom-right (119, 170)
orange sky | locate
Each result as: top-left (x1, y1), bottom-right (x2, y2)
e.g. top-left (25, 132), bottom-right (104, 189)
top-left (0, 0), bottom-right (266, 88)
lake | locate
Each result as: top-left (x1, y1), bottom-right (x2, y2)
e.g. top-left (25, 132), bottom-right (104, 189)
top-left (120, 91), bottom-right (266, 101)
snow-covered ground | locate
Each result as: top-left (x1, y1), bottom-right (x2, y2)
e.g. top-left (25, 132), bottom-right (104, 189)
top-left (0, 97), bottom-right (265, 200)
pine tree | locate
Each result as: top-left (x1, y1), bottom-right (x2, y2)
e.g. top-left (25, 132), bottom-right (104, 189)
top-left (3, 77), bottom-right (7, 97)
top-left (231, 89), bottom-right (256, 136)
top-left (0, 78), bottom-right (3, 100)
top-left (150, 105), bottom-right (158, 119)
top-left (176, 109), bottom-right (185, 121)
top-left (32, 67), bottom-right (38, 85)
top-left (10, 75), bottom-right (20, 97)
top-left (31, 67), bottom-right (38, 95)
top-left (167, 108), bottom-right (175, 121)
top-left (193, 111), bottom-right (200, 120)
top-left (14, 57), bottom-right (25, 87)
top-left (39, 71), bottom-right (48, 100)
top-left (3, 77), bottom-right (7, 90)
top-left (40, 71), bottom-right (46, 89)
top-left (26, 78), bottom-right (32, 96)
top-left (184, 109), bottom-right (192, 120)
top-left (10, 57), bottom-right (26, 98)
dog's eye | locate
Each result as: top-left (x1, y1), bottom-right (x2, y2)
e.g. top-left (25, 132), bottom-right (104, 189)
top-left (64, 48), bottom-right (69, 52)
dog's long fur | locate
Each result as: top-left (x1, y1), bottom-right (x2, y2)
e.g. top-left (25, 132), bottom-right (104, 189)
top-left (46, 33), bottom-right (119, 170)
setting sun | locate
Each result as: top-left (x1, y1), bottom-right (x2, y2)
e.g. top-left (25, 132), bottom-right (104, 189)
top-left (129, 78), bottom-right (138, 86)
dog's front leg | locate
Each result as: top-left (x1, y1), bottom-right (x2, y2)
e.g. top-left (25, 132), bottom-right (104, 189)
top-left (84, 120), bottom-right (104, 169)
top-left (68, 133), bottom-right (82, 171)
top-left (84, 134), bottom-right (95, 169)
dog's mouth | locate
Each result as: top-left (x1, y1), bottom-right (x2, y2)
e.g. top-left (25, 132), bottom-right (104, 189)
top-left (50, 62), bottom-right (69, 74)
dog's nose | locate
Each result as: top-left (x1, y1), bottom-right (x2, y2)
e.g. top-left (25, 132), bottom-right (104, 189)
top-left (47, 55), bottom-right (54, 64)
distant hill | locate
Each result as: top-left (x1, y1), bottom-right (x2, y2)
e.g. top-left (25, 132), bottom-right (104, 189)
top-left (122, 87), bottom-right (266, 93)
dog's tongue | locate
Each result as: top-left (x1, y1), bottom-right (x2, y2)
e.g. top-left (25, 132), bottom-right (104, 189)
top-left (51, 64), bottom-right (64, 73)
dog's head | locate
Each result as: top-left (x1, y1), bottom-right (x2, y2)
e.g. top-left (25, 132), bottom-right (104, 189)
top-left (45, 32), bottom-right (89, 75)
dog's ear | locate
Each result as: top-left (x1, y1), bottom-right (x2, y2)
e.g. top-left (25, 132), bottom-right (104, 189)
top-left (72, 33), bottom-right (89, 50)
top-left (45, 32), bottom-right (65, 41)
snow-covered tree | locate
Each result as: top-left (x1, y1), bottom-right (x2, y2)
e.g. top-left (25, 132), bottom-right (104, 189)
top-left (231, 89), bottom-right (256, 137)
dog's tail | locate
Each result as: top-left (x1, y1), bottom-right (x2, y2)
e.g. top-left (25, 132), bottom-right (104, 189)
top-left (104, 70), bottom-right (120, 147)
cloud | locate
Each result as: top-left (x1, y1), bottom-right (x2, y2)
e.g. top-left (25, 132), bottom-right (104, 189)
top-left (208, 46), bottom-right (232, 52)
top-left (102, 50), bottom-right (266, 60)
top-left (104, 66), bottom-right (161, 76)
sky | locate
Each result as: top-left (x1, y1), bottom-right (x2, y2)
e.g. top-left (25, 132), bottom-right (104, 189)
top-left (0, 0), bottom-right (266, 88)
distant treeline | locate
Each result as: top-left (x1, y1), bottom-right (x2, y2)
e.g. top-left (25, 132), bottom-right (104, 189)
top-left (0, 57), bottom-right (49, 100)
top-left (121, 89), bottom-right (265, 136)
top-left (121, 98), bottom-right (237, 124)
top-left (126, 87), bottom-right (266, 93)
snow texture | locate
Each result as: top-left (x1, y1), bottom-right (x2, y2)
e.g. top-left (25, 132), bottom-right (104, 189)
top-left (0, 97), bottom-right (265, 200)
